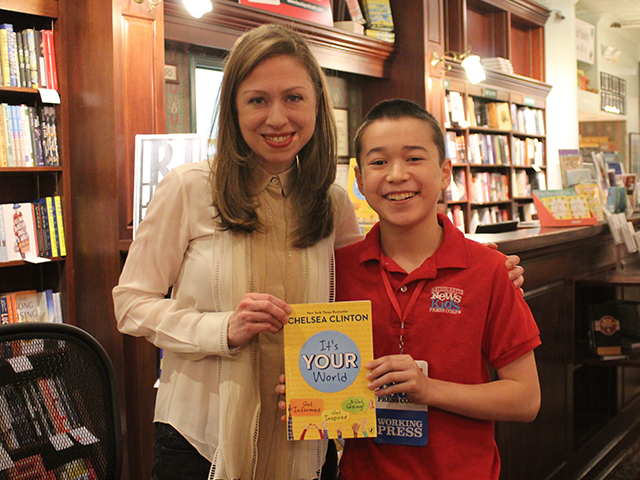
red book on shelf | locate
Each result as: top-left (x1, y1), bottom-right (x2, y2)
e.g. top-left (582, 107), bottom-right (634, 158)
top-left (42, 30), bottom-right (57, 91)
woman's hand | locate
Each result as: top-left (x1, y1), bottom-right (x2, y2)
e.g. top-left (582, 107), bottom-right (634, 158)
top-left (485, 242), bottom-right (524, 291)
top-left (227, 293), bottom-right (291, 348)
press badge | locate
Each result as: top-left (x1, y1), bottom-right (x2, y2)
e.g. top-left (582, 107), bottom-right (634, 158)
top-left (374, 360), bottom-right (428, 446)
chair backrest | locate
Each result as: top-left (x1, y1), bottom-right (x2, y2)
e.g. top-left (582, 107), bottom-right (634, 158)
top-left (0, 322), bottom-right (122, 480)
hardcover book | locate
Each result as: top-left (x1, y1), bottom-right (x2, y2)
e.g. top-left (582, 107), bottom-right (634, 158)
top-left (238, 0), bottom-right (333, 27)
top-left (346, 157), bottom-right (378, 234)
top-left (283, 301), bottom-right (377, 441)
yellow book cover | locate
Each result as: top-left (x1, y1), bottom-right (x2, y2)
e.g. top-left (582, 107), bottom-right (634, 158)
top-left (574, 183), bottom-right (605, 221)
top-left (284, 301), bottom-right (377, 441)
top-left (542, 196), bottom-right (572, 220)
top-left (347, 157), bottom-right (378, 234)
top-left (53, 195), bottom-right (66, 257)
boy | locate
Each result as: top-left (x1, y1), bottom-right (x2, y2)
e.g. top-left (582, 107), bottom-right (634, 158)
top-left (335, 99), bottom-right (541, 480)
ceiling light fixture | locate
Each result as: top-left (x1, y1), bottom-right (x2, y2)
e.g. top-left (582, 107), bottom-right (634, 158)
top-left (431, 48), bottom-right (486, 85)
top-left (611, 21), bottom-right (640, 29)
top-left (183, 0), bottom-right (213, 18)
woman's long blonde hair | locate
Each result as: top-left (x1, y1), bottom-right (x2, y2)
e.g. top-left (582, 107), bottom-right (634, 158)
top-left (211, 24), bottom-right (337, 248)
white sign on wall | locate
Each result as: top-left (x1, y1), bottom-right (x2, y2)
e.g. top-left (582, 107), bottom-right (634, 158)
top-left (576, 18), bottom-right (595, 64)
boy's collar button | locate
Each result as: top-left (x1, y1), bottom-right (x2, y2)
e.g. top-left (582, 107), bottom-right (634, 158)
top-left (400, 285), bottom-right (407, 293)
top-left (271, 177), bottom-right (279, 184)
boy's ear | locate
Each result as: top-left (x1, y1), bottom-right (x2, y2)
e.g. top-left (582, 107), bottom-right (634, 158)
top-left (440, 158), bottom-right (453, 191)
top-left (355, 164), bottom-right (365, 195)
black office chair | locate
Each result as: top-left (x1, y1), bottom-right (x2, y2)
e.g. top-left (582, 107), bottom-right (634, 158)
top-left (0, 322), bottom-right (122, 480)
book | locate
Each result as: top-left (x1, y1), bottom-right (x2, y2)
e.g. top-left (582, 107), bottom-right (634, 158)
top-left (24, 29), bottom-right (38, 88)
top-left (13, 290), bottom-right (39, 323)
top-left (588, 301), bottom-right (623, 356)
top-left (53, 196), bottom-right (66, 257)
top-left (0, 26), bottom-right (9, 86)
top-left (334, 21), bottom-right (365, 35)
top-left (0, 24), bottom-right (18, 87)
top-left (32, 198), bottom-right (52, 257)
top-left (283, 301), bottom-right (377, 441)
top-left (1, 203), bottom-right (39, 261)
top-left (42, 30), bottom-right (58, 91)
top-left (345, 0), bottom-right (366, 23)
top-left (346, 157), bottom-right (378, 233)
top-left (361, 0), bottom-right (394, 31)
top-left (574, 184), bottom-right (605, 221)
top-left (33, 30), bottom-right (46, 88)
top-left (36, 289), bottom-right (55, 322)
top-left (364, 29), bottom-right (395, 42)
top-left (0, 204), bottom-right (6, 262)
top-left (45, 196), bottom-right (59, 258)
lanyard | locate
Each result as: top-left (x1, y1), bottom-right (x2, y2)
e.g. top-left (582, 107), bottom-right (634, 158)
top-left (379, 259), bottom-right (427, 354)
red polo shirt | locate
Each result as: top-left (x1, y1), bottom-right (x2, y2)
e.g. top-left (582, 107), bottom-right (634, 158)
top-left (336, 214), bottom-right (540, 480)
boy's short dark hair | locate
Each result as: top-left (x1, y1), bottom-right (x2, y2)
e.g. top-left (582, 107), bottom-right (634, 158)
top-left (354, 98), bottom-right (446, 167)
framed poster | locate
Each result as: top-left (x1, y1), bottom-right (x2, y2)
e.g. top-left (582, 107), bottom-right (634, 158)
top-left (133, 134), bottom-right (207, 236)
top-left (630, 133), bottom-right (640, 174)
top-left (239, 0), bottom-right (333, 27)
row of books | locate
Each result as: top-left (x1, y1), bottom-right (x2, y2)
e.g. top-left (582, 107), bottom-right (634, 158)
top-left (444, 131), bottom-right (467, 163)
top-left (512, 170), bottom-right (547, 198)
top-left (0, 289), bottom-right (63, 325)
top-left (469, 205), bottom-right (510, 233)
top-left (444, 169), bottom-right (467, 202)
top-left (445, 93), bottom-right (546, 136)
top-left (360, 0), bottom-right (395, 42)
top-left (0, 103), bottom-right (60, 167)
top-left (446, 205), bottom-right (466, 233)
top-left (0, 375), bottom-right (87, 452)
top-left (0, 24), bottom-right (57, 90)
top-left (469, 172), bottom-right (509, 204)
top-left (512, 137), bottom-right (544, 167)
top-left (4, 455), bottom-right (95, 480)
top-left (0, 196), bottom-right (67, 263)
top-left (468, 133), bottom-right (510, 165)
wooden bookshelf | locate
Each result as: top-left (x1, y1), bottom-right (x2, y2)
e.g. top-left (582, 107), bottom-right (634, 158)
top-left (0, 0), bottom-right (74, 325)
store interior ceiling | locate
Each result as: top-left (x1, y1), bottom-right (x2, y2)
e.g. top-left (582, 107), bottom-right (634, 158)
top-left (576, 0), bottom-right (640, 41)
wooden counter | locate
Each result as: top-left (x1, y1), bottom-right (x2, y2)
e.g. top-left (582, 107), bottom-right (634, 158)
top-left (476, 221), bottom-right (640, 480)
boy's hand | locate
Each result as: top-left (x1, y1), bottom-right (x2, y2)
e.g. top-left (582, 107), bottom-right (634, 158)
top-left (366, 355), bottom-right (428, 405)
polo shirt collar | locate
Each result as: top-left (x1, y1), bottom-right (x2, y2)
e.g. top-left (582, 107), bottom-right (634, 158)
top-left (255, 163), bottom-right (296, 197)
top-left (358, 213), bottom-right (471, 279)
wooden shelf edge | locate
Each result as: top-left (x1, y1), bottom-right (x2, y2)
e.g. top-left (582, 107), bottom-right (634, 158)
top-left (0, 0), bottom-right (58, 18)
top-left (163, 0), bottom-right (395, 78)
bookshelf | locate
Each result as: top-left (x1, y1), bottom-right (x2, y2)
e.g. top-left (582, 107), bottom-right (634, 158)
top-left (0, 1), bottom-right (73, 324)
top-left (442, 69), bottom-right (550, 233)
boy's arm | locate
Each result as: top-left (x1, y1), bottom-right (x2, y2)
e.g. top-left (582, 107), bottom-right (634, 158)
top-left (366, 351), bottom-right (540, 423)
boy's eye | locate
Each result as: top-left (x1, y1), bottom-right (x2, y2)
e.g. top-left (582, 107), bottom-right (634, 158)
top-left (369, 159), bottom-right (385, 166)
top-left (408, 156), bottom-right (424, 162)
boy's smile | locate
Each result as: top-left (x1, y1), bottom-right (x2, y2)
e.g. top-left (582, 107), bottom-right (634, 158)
top-left (356, 117), bottom-right (451, 235)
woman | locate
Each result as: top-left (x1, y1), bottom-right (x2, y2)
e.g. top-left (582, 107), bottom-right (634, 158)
top-left (113, 23), bottom-right (524, 480)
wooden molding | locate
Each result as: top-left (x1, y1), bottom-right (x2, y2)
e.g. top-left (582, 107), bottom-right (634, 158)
top-left (0, 0), bottom-right (58, 18)
top-left (163, 0), bottom-right (395, 77)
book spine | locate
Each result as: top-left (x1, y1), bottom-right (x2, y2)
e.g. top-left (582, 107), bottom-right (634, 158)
top-left (53, 196), bottom-right (66, 257)
top-left (45, 106), bottom-right (59, 165)
top-left (34, 30), bottom-right (46, 88)
top-left (4, 25), bottom-right (18, 87)
top-left (43, 30), bottom-right (58, 91)
top-left (31, 201), bottom-right (44, 257)
top-left (45, 196), bottom-right (59, 258)
top-left (21, 106), bottom-right (34, 167)
top-left (37, 200), bottom-right (52, 257)
top-left (0, 109), bottom-right (5, 168)
top-left (2, 104), bottom-right (13, 167)
top-left (28, 106), bottom-right (43, 166)
top-left (25, 29), bottom-right (38, 88)
top-left (0, 296), bottom-right (9, 324)
top-left (11, 105), bottom-right (24, 167)
top-left (0, 28), bottom-right (10, 86)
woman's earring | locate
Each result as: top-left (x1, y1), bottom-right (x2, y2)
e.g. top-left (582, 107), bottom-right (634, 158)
top-left (296, 155), bottom-right (300, 171)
